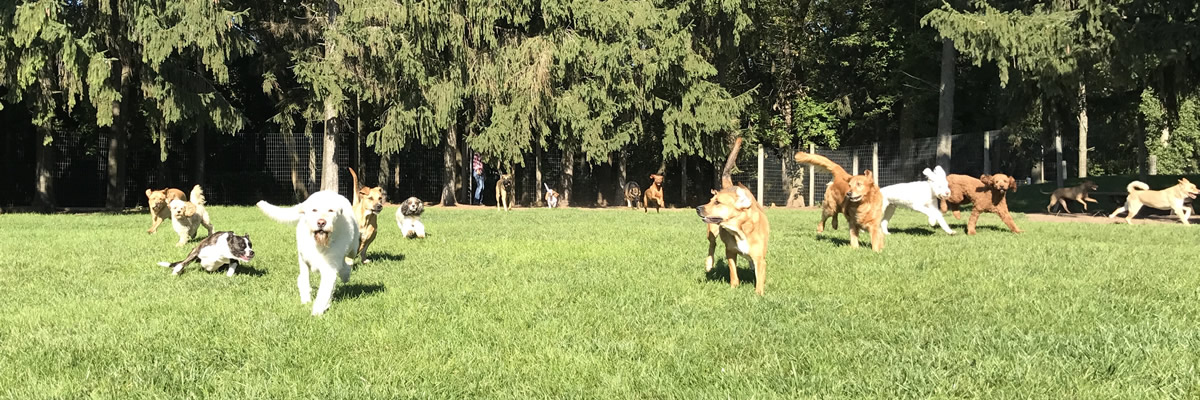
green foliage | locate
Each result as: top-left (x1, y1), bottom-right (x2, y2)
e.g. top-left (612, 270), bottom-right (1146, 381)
top-left (1141, 88), bottom-right (1200, 174)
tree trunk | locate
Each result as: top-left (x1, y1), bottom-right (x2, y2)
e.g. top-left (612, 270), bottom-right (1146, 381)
top-left (617, 149), bottom-right (627, 190)
top-left (440, 124), bottom-right (459, 206)
top-left (561, 146), bottom-right (574, 207)
top-left (320, 0), bottom-right (340, 192)
top-left (1077, 81), bottom-right (1088, 178)
top-left (936, 38), bottom-right (956, 171)
top-left (783, 148), bottom-right (805, 208)
top-left (34, 123), bottom-right (55, 212)
top-left (355, 97), bottom-right (364, 177)
top-left (679, 155), bottom-right (688, 206)
top-left (378, 152), bottom-right (390, 195)
top-left (898, 95), bottom-right (917, 180)
top-left (106, 62), bottom-right (135, 210)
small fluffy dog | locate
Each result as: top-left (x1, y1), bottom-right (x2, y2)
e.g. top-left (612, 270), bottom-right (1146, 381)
top-left (257, 191), bottom-right (360, 316)
top-left (348, 167), bottom-right (385, 263)
top-left (146, 187), bottom-right (185, 233)
top-left (941, 174), bottom-right (1022, 235)
top-left (157, 231), bottom-right (254, 277)
top-left (623, 181), bottom-right (642, 209)
top-left (496, 173), bottom-right (514, 211)
top-left (697, 184), bottom-right (770, 295)
top-left (396, 196), bottom-right (427, 238)
top-left (1109, 179), bottom-right (1199, 224)
top-left (843, 170), bottom-right (885, 252)
top-left (1045, 180), bottom-right (1099, 213)
top-left (880, 166), bottom-right (954, 235)
top-left (169, 185), bottom-right (213, 246)
top-left (544, 183), bottom-right (560, 208)
top-left (793, 152), bottom-right (851, 232)
top-left (643, 174), bottom-right (665, 213)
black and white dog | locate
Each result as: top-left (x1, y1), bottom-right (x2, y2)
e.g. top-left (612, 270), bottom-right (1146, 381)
top-left (157, 231), bottom-right (255, 277)
top-left (396, 197), bottom-right (426, 238)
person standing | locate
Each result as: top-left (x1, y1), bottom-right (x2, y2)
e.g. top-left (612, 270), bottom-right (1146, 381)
top-left (472, 153), bottom-right (485, 205)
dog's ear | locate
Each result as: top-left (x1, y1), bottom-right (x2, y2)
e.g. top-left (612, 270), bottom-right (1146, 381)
top-left (980, 174), bottom-right (993, 185)
top-left (734, 186), bottom-right (754, 209)
top-left (933, 165), bottom-right (946, 177)
top-left (183, 203), bottom-right (197, 217)
top-left (862, 169), bottom-right (874, 182)
top-left (1009, 178), bottom-right (1018, 192)
top-left (145, 189), bottom-right (154, 198)
top-left (359, 186), bottom-right (370, 196)
top-left (710, 189), bottom-right (719, 195)
top-left (922, 168), bottom-right (934, 179)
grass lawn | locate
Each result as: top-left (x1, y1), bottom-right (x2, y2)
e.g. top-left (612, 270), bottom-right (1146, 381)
top-left (2, 205), bottom-right (1199, 398)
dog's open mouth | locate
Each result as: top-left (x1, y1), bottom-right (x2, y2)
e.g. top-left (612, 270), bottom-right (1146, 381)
top-left (846, 193), bottom-right (863, 202)
top-left (1189, 192), bottom-right (1198, 199)
top-left (700, 216), bottom-right (723, 224)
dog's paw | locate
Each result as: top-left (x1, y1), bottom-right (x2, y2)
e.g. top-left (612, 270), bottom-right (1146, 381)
top-left (362, 258), bottom-right (372, 264)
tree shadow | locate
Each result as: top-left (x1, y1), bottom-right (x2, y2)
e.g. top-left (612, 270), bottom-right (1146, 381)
top-left (703, 260), bottom-right (758, 285)
top-left (334, 283), bottom-right (386, 302)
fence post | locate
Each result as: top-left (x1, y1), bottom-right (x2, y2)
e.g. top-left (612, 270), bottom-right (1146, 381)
top-left (808, 143), bottom-right (815, 206)
top-left (852, 149), bottom-right (859, 175)
top-left (983, 131), bottom-right (991, 175)
top-left (1055, 132), bottom-right (1065, 187)
top-left (756, 144), bottom-right (765, 201)
top-left (872, 142), bottom-right (879, 184)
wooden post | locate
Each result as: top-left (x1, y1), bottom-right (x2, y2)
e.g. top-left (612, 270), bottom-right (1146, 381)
top-left (1055, 132), bottom-right (1064, 188)
top-left (871, 142), bottom-right (879, 184)
top-left (756, 144), bottom-right (764, 201)
top-left (808, 143), bottom-right (815, 206)
top-left (983, 131), bottom-right (992, 175)
top-left (852, 149), bottom-right (859, 175)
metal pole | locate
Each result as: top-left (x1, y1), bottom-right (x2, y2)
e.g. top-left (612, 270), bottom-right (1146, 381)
top-left (808, 143), bottom-right (815, 206)
top-left (852, 149), bottom-right (859, 175)
top-left (983, 131), bottom-right (992, 175)
top-left (871, 142), bottom-right (879, 184)
top-left (756, 144), bottom-right (765, 201)
top-left (1055, 132), bottom-right (1064, 187)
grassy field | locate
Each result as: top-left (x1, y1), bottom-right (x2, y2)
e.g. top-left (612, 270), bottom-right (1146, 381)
top-left (2, 204), bottom-right (1199, 398)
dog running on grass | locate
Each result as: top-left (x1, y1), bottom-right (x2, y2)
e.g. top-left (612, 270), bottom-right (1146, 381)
top-left (146, 187), bottom-right (185, 234)
top-left (697, 184), bottom-right (770, 295)
top-left (643, 174), bottom-right (665, 213)
top-left (157, 231), bottom-right (254, 277)
top-left (1045, 180), bottom-right (1099, 214)
top-left (792, 152), bottom-right (852, 232)
top-left (169, 185), bottom-right (213, 246)
top-left (623, 182), bottom-right (642, 209)
top-left (257, 191), bottom-right (360, 316)
top-left (843, 170), bottom-right (885, 252)
top-left (880, 166), bottom-right (954, 235)
top-left (348, 167), bottom-right (385, 263)
top-left (396, 196), bottom-right (426, 238)
top-left (496, 173), bottom-right (515, 211)
top-left (941, 174), bottom-right (1023, 235)
top-left (1108, 179), bottom-right (1199, 225)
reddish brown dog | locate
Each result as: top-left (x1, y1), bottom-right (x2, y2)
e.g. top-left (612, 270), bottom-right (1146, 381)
top-left (793, 152), bottom-right (851, 232)
top-left (843, 170), bottom-right (884, 252)
top-left (940, 173), bottom-right (1023, 235)
top-left (643, 174), bottom-right (665, 213)
top-left (146, 187), bottom-right (186, 233)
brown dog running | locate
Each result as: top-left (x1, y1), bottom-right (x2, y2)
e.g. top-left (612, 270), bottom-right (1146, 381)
top-left (941, 173), bottom-right (1022, 235)
top-left (1108, 179), bottom-right (1199, 224)
top-left (348, 168), bottom-right (385, 263)
top-left (697, 184), bottom-right (770, 295)
top-left (792, 152), bottom-right (851, 232)
top-left (643, 174), bottom-right (665, 213)
top-left (843, 170), bottom-right (885, 252)
top-left (146, 187), bottom-right (186, 233)
top-left (1045, 180), bottom-right (1099, 213)
top-left (496, 173), bottom-right (514, 211)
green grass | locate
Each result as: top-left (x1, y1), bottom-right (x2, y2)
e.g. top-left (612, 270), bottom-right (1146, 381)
top-left (2, 205), bottom-right (1200, 398)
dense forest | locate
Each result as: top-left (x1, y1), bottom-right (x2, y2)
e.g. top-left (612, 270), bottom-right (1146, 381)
top-left (1, 0), bottom-right (1197, 210)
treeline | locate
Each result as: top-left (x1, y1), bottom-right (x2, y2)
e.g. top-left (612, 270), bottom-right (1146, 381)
top-left (1, 0), bottom-right (1197, 210)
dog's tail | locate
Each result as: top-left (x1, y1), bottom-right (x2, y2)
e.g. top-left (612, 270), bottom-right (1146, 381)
top-left (348, 167), bottom-right (361, 204)
top-left (189, 185), bottom-right (206, 206)
top-left (1127, 181), bottom-right (1149, 193)
top-left (793, 152), bottom-right (851, 182)
top-left (157, 243), bottom-right (203, 272)
top-left (544, 183), bottom-right (552, 193)
top-left (256, 200), bottom-right (302, 224)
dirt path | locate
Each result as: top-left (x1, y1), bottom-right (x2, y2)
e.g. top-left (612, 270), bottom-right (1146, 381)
top-left (1025, 212), bottom-right (1198, 225)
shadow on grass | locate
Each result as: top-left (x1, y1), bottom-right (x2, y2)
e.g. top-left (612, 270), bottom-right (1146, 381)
top-left (365, 252), bottom-right (405, 263)
top-left (815, 235), bottom-right (851, 246)
top-left (886, 227), bottom-right (937, 236)
top-left (704, 261), bottom-right (758, 286)
top-left (234, 264), bottom-right (268, 277)
top-left (334, 283), bottom-right (386, 302)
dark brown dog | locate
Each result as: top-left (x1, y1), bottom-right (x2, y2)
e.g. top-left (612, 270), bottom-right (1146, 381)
top-left (1046, 180), bottom-right (1099, 213)
top-left (146, 187), bottom-right (186, 233)
top-left (843, 170), bottom-right (884, 252)
top-left (698, 184), bottom-right (770, 295)
top-left (623, 181), bottom-right (642, 209)
top-left (792, 152), bottom-right (851, 232)
top-left (348, 168), bottom-right (385, 263)
top-left (643, 174), bottom-right (665, 213)
top-left (941, 173), bottom-right (1022, 235)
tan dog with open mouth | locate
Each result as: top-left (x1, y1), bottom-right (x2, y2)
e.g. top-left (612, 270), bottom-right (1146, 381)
top-left (1109, 179), bottom-right (1199, 224)
top-left (146, 187), bottom-right (185, 233)
top-left (697, 184), bottom-right (770, 295)
top-left (843, 170), bottom-right (884, 252)
top-left (643, 174), bottom-right (665, 213)
top-left (257, 191), bottom-right (360, 316)
top-left (169, 185), bottom-right (213, 246)
top-left (348, 167), bottom-right (384, 263)
top-left (496, 173), bottom-right (514, 211)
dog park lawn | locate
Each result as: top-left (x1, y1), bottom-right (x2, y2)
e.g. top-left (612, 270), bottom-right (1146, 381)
top-left (2, 205), bottom-right (1199, 398)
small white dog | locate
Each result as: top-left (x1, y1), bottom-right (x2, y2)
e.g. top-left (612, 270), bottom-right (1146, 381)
top-left (257, 191), bottom-right (360, 316)
top-left (880, 166), bottom-right (955, 235)
top-left (544, 183), bottom-right (560, 208)
top-left (396, 196), bottom-right (426, 238)
top-left (170, 185), bottom-right (213, 246)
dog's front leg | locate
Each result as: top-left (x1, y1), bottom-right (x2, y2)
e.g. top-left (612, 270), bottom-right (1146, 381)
top-left (869, 225), bottom-right (884, 253)
top-left (311, 268), bottom-right (338, 316)
top-left (917, 205), bottom-right (955, 235)
top-left (297, 255), bottom-right (312, 304)
top-left (226, 260), bottom-right (239, 277)
top-left (848, 223), bottom-right (860, 248)
top-left (149, 215), bottom-right (163, 234)
top-left (880, 205), bottom-right (896, 235)
top-left (414, 222), bottom-right (426, 238)
top-left (725, 249), bottom-right (739, 288)
top-left (704, 228), bottom-right (717, 272)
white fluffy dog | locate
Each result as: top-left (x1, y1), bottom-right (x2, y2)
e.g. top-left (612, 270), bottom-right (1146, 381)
top-left (257, 191), bottom-right (360, 316)
top-left (396, 196), bottom-right (426, 238)
top-left (170, 185), bottom-right (213, 246)
top-left (880, 166), bottom-right (955, 235)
